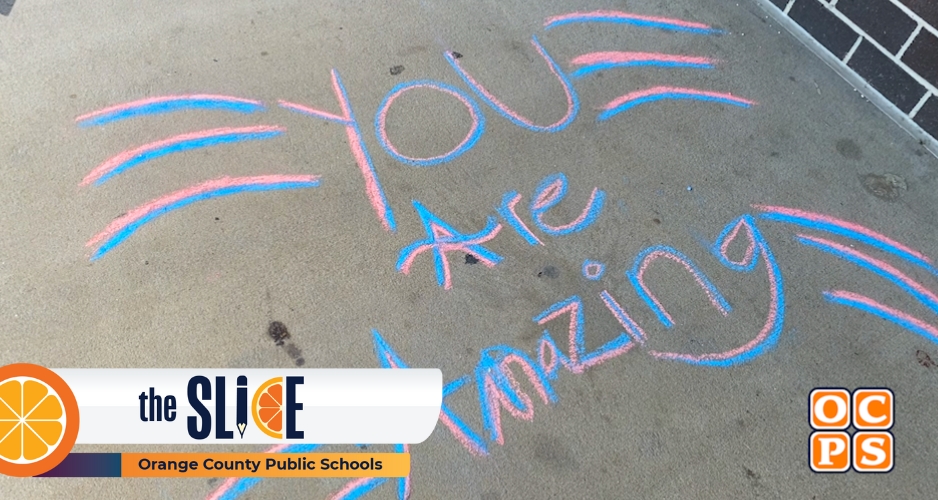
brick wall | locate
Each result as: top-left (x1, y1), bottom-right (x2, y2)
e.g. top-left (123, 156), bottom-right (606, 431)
top-left (765, 0), bottom-right (938, 142)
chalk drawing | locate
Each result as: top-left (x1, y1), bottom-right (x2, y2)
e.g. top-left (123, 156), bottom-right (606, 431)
top-left (496, 192), bottom-right (545, 246)
top-left (64, 8), bottom-right (936, 500)
top-left (598, 290), bottom-right (647, 345)
top-left (534, 296), bottom-right (635, 375)
top-left (543, 13), bottom-right (750, 120)
top-left (530, 173), bottom-right (605, 236)
top-left (444, 36), bottom-right (579, 133)
top-left (372, 330), bottom-right (488, 456)
top-left (544, 10), bottom-right (721, 34)
top-left (86, 175), bottom-right (320, 260)
top-left (279, 69), bottom-right (396, 232)
top-left (823, 290), bottom-right (938, 345)
top-left (627, 245), bottom-right (732, 328)
top-left (582, 260), bottom-right (605, 280)
top-left (754, 205), bottom-right (938, 346)
top-left (201, 204), bottom-right (936, 500)
top-left (375, 80), bottom-right (485, 167)
top-left (80, 126), bottom-right (284, 186)
top-left (569, 52), bottom-right (717, 78)
top-left (476, 346), bottom-right (557, 444)
top-left (396, 201), bottom-right (503, 290)
top-left (206, 444), bottom-right (321, 500)
top-left (797, 234), bottom-right (938, 315)
top-left (754, 205), bottom-right (938, 276)
top-left (648, 215), bottom-right (786, 366)
top-left (75, 95), bottom-right (265, 127)
top-left (330, 477), bottom-right (386, 500)
top-left (599, 87), bottom-right (756, 121)
top-left (77, 7), bottom-right (759, 260)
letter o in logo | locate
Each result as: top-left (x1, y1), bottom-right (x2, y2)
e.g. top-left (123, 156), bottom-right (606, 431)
top-left (815, 395), bottom-right (847, 424)
top-left (810, 388), bottom-right (850, 430)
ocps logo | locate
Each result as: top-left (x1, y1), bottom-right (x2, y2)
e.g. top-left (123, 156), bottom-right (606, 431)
top-left (808, 388), bottom-right (894, 473)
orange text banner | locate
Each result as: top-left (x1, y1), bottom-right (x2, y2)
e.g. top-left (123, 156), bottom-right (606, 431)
top-left (121, 453), bottom-right (409, 477)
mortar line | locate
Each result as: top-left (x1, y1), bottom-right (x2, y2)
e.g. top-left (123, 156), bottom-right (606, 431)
top-left (909, 92), bottom-right (931, 119)
top-left (842, 36), bottom-right (863, 64)
top-left (820, 2), bottom-right (938, 96)
top-left (896, 24), bottom-right (923, 60)
top-left (751, 0), bottom-right (938, 158)
top-left (886, 0), bottom-right (938, 39)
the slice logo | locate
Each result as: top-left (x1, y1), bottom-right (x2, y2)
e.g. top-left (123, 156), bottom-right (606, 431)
top-left (0, 363), bottom-right (80, 477)
top-left (809, 387), bottom-right (894, 473)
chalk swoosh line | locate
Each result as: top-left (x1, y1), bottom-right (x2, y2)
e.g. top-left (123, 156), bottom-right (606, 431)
top-left (754, 205), bottom-right (937, 276)
top-left (797, 234), bottom-right (938, 315)
top-left (823, 290), bottom-right (938, 345)
top-left (87, 175), bottom-right (320, 260)
top-left (75, 95), bottom-right (265, 127)
top-left (81, 126), bottom-right (285, 186)
top-left (570, 52), bottom-right (717, 78)
top-left (544, 10), bottom-right (720, 34)
top-left (278, 100), bottom-right (351, 125)
top-left (598, 87), bottom-right (755, 120)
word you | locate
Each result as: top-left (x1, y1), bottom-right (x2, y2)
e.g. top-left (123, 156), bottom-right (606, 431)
top-left (809, 388), bottom-right (895, 473)
top-left (75, 8), bottom-right (753, 286)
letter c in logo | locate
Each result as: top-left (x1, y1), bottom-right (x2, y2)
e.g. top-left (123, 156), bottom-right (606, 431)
top-left (858, 395), bottom-right (886, 424)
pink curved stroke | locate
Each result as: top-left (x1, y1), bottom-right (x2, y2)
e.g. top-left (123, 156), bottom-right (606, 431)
top-left (720, 217), bottom-right (756, 267)
top-left (799, 234), bottom-right (938, 307)
top-left (603, 86), bottom-right (756, 110)
top-left (635, 249), bottom-right (732, 326)
top-left (753, 205), bottom-right (932, 265)
top-left (75, 94), bottom-right (263, 123)
top-left (545, 10), bottom-right (714, 31)
top-left (650, 242), bottom-right (779, 363)
top-left (86, 175), bottom-right (319, 248)
top-left (571, 51), bottom-right (716, 67)
top-left (80, 125), bottom-right (284, 186)
top-left (445, 39), bottom-right (577, 132)
top-left (376, 82), bottom-right (482, 164)
top-left (826, 290), bottom-right (938, 343)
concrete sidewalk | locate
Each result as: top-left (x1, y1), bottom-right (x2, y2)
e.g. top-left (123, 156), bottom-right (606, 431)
top-left (1, 0), bottom-right (936, 498)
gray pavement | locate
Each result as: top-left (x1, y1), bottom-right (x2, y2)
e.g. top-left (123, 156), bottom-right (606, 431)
top-left (1, 0), bottom-right (937, 498)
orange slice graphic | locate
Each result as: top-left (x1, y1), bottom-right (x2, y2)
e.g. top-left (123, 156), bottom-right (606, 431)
top-left (251, 377), bottom-right (284, 439)
top-left (0, 364), bottom-right (79, 477)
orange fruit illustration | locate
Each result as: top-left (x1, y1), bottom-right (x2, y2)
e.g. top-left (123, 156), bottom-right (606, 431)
top-left (0, 364), bottom-right (79, 477)
top-left (251, 377), bottom-right (284, 439)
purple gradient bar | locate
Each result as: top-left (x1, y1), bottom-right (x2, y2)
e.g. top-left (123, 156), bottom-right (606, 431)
top-left (37, 453), bottom-right (122, 477)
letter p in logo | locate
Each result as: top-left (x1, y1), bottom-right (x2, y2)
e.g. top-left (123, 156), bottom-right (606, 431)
top-left (810, 432), bottom-right (850, 472)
